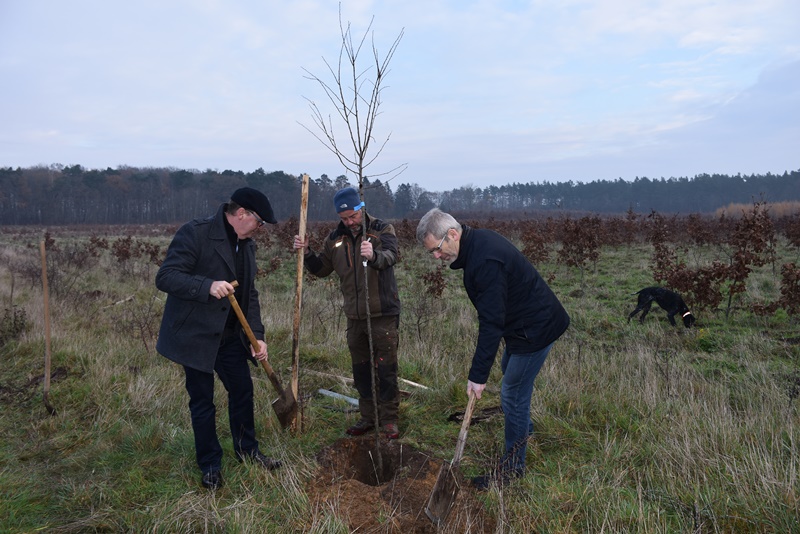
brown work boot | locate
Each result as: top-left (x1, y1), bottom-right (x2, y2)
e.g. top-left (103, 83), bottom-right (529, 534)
top-left (382, 423), bottom-right (399, 439)
top-left (346, 418), bottom-right (374, 436)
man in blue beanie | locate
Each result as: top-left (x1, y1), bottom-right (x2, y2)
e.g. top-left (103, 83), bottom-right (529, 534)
top-left (293, 186), bottom-right (402, 439)
top-left (156, 187), bottom-right (281, 490)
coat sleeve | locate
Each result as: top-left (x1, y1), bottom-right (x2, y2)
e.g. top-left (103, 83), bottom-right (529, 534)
top-left (467, 259), bottom-right (507, 384)
top-left (304, 238), bottom-right (336, 277)
top-left (156, 223), bottom-right (213, 302)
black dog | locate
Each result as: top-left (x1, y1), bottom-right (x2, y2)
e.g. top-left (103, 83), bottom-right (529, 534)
top-left (628, 287), bottom-right (695, 328)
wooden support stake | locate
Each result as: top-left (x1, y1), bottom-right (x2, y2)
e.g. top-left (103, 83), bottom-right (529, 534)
top-left (290, 173), bottom-right (310, 430)
top-left (40, 240), bottom-right (56, 415)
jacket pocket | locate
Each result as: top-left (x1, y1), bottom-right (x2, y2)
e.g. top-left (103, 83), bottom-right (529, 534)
top-left (171, 306), bottom-right (194, 333)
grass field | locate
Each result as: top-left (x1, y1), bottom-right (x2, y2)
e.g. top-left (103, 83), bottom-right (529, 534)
top-left (0, 223), bottom-right (798, 533)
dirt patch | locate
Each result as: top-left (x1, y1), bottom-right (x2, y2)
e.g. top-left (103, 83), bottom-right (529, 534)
top-left (305, 436), bottom-right (495, 533)
top-left (0, 367), bottom-right (68, 406)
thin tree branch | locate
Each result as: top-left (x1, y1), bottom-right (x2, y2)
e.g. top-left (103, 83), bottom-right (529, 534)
top-left (298, 6), bottom-right (405, 186)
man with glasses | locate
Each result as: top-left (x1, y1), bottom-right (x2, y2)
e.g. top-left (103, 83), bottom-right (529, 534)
top-left (248, 210), bottom-right (267, 227)
top-left (293, 187), bottom-right (402, 439)
top-left (416, 208), bottom-right (570, 490)
top-left (156, 187), bottom-right (281, 490)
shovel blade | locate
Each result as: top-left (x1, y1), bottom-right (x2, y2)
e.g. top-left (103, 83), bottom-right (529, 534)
top-left (425, 461), bottom-right (462, 526)
top-left (271, 391), bottom-right (298, 430)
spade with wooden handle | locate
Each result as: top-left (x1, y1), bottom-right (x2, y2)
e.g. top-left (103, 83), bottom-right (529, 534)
top-left (425, 391), bottom-right (477, 526)
top-left (227, 281), bottom-right (296, 429)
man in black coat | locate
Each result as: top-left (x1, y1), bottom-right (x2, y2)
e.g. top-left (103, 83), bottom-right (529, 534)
top-left (156, 187), bottom-right (281, 490)
top-left (416, 208), bottom-right (570, 490)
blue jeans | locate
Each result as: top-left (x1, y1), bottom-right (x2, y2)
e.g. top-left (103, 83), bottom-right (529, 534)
top-left (499, 342), bottom-right (553, 476)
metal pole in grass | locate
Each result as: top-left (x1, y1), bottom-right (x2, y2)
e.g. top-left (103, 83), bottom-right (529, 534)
top-left (40, 240), bottom-right (56, 415)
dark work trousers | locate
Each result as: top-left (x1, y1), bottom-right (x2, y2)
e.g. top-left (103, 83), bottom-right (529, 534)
top-left (347, 314), bottom-right (400, 425)
top-left (183, 336), bottom-right (258, 474)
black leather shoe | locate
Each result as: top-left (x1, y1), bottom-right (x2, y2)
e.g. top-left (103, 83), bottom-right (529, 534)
top-left (202, 470), bottom-right (223, 490)
top-left (237, 450), bottom-right (282, 471)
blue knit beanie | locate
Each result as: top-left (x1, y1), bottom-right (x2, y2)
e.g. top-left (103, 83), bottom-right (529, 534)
top-left (333, 187), bottom-right (364, 213)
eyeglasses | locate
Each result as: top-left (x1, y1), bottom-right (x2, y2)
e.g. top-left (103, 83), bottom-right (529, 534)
top-left (248, 211), bottom-right (266, 227)
top-left (428, 233), bottom-right (447, 255)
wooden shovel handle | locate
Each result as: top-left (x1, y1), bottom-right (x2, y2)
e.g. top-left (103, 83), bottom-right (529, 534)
top-left (227, 281), bottom-right (284, 393)
top-left (452, 391), bottom-right (477, 465)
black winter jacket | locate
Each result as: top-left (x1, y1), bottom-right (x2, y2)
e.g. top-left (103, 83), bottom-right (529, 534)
top-left (450, 225), bottom-right (570, 384)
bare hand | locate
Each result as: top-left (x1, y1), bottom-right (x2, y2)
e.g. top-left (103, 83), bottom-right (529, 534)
top-left (209, 280), bottom-right (234, 300)
top-left (293, 234), bottom-right (309, 252)
top-left (360, 239), bottom-right (374, 261)
top-left (251, 339), bottom-right (268, 361)
top-left (467, 380), bottom-right (486, 400)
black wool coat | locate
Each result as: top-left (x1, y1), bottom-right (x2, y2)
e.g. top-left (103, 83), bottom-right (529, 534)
top-left (155, 203), bottom-right (264, 373)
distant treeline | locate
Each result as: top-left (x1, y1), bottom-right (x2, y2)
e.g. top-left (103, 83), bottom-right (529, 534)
top-left (1, 164), bottom-right (798, 225)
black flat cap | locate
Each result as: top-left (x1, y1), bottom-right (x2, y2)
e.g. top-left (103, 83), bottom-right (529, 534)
top-left (231, 187), bottom-right (277, 224)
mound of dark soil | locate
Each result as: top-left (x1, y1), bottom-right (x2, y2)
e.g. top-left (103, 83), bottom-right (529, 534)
top-left (305, 436), bottom-right (495, 533)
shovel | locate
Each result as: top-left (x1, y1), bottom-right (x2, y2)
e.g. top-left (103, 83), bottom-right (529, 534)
top-left (227, 281), bottom-right (296, 429)
top-left (425, 391), bottom-right (477, 526)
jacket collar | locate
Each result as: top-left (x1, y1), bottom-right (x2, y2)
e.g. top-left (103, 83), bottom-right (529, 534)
top-left (209, 203), bottom-right (236, 275)
top-left (449, 224), bottom-right (472, 270)
top-left (208, 203), bottom-right (230, 241)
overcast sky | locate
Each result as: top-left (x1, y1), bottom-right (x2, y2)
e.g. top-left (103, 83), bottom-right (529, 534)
top-left (1, 0), bottom-right (798, 191)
